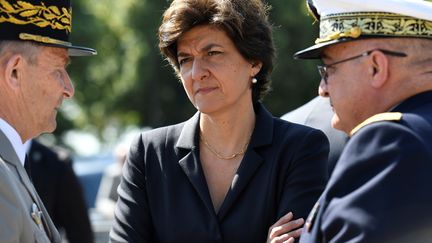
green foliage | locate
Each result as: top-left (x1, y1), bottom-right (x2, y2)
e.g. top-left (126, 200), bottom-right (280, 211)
top-left (266, 0), bottom-right (320, 116)
top-left (65, 0), bottom-right (321, 143)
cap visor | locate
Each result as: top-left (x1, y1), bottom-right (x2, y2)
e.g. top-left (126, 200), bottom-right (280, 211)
top-left (40, 42), bottom-right (97, 56)
top-left (294, 39), bottom-right (343, 59)
top-left (294, 37), bottom-right (387, 59)
top-left (68, 45), bottom-right (97, 56)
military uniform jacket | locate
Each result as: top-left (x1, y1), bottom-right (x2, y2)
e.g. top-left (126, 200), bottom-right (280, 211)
top-left (0, 130), bottom-right (61, 243)
top-left (300, 91), bottom-right (432, 243)
top-left (110, 103), bottom-right (329, 243)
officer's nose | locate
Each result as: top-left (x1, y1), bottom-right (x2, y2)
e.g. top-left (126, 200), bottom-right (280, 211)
top-left (63, 71), bottom-right (74, 99)
top-left (318, 79), bottom-right (329, 97)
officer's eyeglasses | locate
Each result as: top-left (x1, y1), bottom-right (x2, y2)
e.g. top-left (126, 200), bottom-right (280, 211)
top-left (317, 49), bottom-right (407, 84)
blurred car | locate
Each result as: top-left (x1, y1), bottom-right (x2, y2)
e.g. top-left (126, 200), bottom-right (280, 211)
top-left (73, 153), bottom-right (114, 208)
top-left (73, 153), bottom-right (115, 243)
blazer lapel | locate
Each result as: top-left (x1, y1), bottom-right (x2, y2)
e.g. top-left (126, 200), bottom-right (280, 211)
top-left (217, 103), bottom-right (274, 220)
top-left (217, 147), bottom-right (264, 220)
top-left (177, 113), bottom-right (215, 215)
top-left (179, 151), bottom-right (216, 215)
top-left (0, 131), bottom-right (60, 242)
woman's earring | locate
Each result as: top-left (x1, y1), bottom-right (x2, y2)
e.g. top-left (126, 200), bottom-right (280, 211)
top-left (252, 77), bottom-right (258, 84)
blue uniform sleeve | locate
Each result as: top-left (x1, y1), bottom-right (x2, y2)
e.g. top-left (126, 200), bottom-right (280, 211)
top-left (317, 122), bottom-right (432, 242)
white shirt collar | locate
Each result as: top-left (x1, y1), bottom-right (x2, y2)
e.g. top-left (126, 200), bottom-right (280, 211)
top-left (0, 118), bottom-right (26, 166)
top-left (24, 139), bottom-right (32, 154)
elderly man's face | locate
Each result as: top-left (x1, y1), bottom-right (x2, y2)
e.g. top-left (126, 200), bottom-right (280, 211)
top-left (20, 46), bottom-right (73, 136)
top-left (318, 42), bottom-right (372, 134)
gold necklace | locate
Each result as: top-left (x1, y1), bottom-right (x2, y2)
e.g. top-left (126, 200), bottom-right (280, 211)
top-left (200, 133), bottom-right (251, 160)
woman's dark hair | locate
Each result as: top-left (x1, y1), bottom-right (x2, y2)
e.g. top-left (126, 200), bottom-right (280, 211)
top-left (158, 0), bottom-right (275, 102)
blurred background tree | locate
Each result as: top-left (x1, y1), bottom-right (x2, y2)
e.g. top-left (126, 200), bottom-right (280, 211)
top-left (54, 0), bottom-right (320, 151)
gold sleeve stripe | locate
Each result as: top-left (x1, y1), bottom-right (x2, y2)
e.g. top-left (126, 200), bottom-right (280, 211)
top-left (350, 112), bottom-right (403, 137)
top-left (0, 0), bottom-right (71, 32)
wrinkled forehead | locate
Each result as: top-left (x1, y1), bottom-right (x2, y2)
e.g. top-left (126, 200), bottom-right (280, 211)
top-left (177, 25), bottom-right (229, 52)
top-left (39, 46), bottom-right (71, 66)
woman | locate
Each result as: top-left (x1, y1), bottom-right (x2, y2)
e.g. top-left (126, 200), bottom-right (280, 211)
top-left (110, 0), bottom-right (329, 242)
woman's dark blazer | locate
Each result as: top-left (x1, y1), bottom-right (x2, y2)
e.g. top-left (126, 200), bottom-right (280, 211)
top-left (110, 103), bottom-right (329, 243)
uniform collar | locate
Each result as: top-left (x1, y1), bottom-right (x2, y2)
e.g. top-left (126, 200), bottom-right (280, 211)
top-left (0, 118), bottom-right (26, 166)
top-left (392, 91), bottom-right (432, 113)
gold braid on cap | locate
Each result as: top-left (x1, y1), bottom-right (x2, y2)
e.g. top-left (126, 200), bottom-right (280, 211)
top-left (19, 33), bottom-right (72, 45)
top-left (0, 0), bottom-right (71, 32)
top-left (316, 12), bottom-right (432, 44)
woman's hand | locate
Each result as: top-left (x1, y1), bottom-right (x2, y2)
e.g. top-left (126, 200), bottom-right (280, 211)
top-left (267, 212), bottom-right (304, 243)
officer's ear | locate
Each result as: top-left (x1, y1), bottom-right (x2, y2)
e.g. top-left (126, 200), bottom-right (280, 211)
top-left (368, 50), bottom-right (389, 88)
top-left (4, 54), bottom-right (24, 89)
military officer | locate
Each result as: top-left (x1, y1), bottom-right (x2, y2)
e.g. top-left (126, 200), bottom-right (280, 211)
top-left (294, 0), bottom-right (432, 242)
top-left (0, 0), bottom-right (95, 242)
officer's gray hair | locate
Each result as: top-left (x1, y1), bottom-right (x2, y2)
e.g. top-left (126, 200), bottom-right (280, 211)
top-left (389, 38), bottom-right (432, 70)
top-left (0, 40), bottom-right (40, 65)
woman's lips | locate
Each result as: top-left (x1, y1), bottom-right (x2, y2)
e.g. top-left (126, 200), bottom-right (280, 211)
top-left (197, 87), bottom-right (217, 95)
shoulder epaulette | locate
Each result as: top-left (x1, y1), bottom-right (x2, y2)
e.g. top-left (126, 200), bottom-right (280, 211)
top-left (350, 112), bottom-right (403, 137)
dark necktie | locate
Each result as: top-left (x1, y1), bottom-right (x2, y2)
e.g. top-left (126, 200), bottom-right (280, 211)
top-left (24, 155), bottom-right (32, 181)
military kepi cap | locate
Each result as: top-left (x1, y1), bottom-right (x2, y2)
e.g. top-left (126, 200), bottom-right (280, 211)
top-left (295, 0), bottom-right (432, 59)
top-left (0, 0), bottom-right (96, 56)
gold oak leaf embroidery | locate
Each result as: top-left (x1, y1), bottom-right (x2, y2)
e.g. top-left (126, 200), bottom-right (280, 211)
top-left (0, 0), bottom-right (71, 32)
